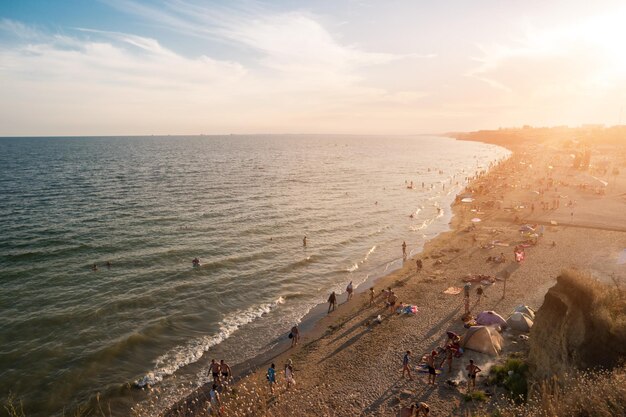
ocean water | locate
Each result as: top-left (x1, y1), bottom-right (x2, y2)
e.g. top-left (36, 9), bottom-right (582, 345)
top-left (0, 135), bottom-right (509, 416)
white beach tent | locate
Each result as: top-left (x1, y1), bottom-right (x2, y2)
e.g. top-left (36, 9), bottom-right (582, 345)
top-left (507, 312), bottom-right (534, 332)
top-left (513, 305), bottom-right (535, 319)
top-left (460, 326), bottom-right (504, 356)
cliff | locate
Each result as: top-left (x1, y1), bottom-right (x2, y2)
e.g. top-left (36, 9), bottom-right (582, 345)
top-left (529, 270), bottom-right (626, 380)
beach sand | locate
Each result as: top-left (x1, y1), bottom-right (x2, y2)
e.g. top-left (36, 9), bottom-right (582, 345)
top-left (163, 134), bottom-right (625, 417)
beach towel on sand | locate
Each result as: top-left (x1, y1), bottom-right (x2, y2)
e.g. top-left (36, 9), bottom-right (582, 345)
top-left (443, 287), bottom-right (462, 295)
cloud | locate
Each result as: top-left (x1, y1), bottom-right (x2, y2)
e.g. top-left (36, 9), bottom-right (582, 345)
top-left (468, 7), bottom-right (626, 99)
top-left (0, 4), bottom-right (433, 135)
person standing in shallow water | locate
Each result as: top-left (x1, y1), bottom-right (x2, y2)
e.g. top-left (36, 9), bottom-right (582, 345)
top-left (402, 241), bottom-right (407, 258)
top-left (303, 236), bottom-right (307, 247)
top-left (327, 291), bottom-right (337, 313)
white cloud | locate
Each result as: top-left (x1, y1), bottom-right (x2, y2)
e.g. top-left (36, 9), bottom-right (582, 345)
top-left (0, 4), bottom-right (432, 135)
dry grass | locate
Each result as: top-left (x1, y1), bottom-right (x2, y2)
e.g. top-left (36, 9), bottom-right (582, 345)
top-left (492, 366), bottom-right (626, 417)
top-left (558, 269), bottom-right (626, 355)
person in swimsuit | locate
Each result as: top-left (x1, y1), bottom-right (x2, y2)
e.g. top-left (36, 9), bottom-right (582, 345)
top-left (426, 351), bottom-right (438, 385)
top-left (209, 359), bottom-right (221, 384)
top-left (402, 241), bottom-right (407, 258)
top-left (327, 291), bottom-right (337, 314)
top-left (267, 363), bottom-right (276, 395)
top-left (219, 360), bottom-right (231, 384)
top-left (290, 324), bottom-right (300, 347)
top-left (387, 291), bottom-right (398, 313)
top-left (466, 359), bottom-right (481, 392)
top-left (369, 287), bottom-right (375, 306)
top-left (402, 350), bottom-right (414, 380)
top-left (303, 236), bottom-right (307, 247)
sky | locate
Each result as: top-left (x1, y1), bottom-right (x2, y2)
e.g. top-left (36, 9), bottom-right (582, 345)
top-left (1, 0), bottom-right (625, 136)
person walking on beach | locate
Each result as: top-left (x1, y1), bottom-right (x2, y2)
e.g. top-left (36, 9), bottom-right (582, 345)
top-left (402, 241), bottom-right (407, 258)
top-left (346, 281), bottom-right (354, 301)
top-left (369, 287), bottom-right (375, 306)
top-left (476, 285), bottom-right (485, 304)
top-left (208, 384), bottom-right (222, 416)
top-left (267, 363), bottom-right (276, 395)
top-left (426, 350), bottom-right (438, 385)
top-left (466, 359), bottom-right (481, 393)
top-left (284, 359), bottom-right (296, 390)
top-left (219, 360), bottom-right (231, 384)
top-left (402, 350), bottom-right (414, 380)
top-left (209, 359), bottom-right (221, 384)
top-left (327, 291), bottom-right (337, 314)
top-left (387, 291), bottom-right (398, 313)
top-left (290, 324), bottom-right (300, 347)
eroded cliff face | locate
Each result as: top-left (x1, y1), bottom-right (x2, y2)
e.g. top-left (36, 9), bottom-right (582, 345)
top-left (529, 271), bottom-right (626, 380)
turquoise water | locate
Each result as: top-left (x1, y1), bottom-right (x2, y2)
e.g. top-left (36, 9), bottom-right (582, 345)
top-left (0, 135), bottom-right (509, 415)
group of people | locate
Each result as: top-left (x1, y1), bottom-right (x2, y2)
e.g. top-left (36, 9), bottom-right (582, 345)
top-left (400, 346), bottom-right (482, 392)
top-left (206, 359), bottom-right (233, 416)
top-left (326, 281), bottom-right (354, 314)
top-left (265, 358), bottom-right (296, 395)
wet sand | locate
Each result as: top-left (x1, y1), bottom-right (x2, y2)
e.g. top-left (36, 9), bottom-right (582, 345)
top-left (163, 135), bottom-right (626, 416)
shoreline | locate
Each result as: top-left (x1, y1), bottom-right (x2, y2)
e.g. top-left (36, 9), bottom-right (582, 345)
top-left (163, 130), bottom-right (625, 416)
top-left (160, 138), bottom-right (513, 416)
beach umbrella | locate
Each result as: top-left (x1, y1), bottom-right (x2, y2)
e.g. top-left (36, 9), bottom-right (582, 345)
top-left (471, 218), bottom-right (481, 223)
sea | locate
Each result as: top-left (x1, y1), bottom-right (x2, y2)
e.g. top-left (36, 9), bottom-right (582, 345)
top-left (0, 135), bottom-right (510, 416)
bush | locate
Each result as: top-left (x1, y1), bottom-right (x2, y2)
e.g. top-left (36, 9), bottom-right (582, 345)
top-left (464, 390), bottom-right (488, 402)
top-left (488, 358), bottom-right (528, 403)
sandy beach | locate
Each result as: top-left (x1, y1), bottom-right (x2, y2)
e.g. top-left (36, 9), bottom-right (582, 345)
top-left (163, 130), bottom-right (625, 417)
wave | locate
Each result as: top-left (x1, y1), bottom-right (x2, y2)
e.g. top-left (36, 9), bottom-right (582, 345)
top-left (363, 245), bottom-right (376, 262)
top-left (410, 219), bottom-right (433, 231)
top-left (135, 296), bottom-right (286, 387)
top-left (344, 245), bottom-right (377, 272)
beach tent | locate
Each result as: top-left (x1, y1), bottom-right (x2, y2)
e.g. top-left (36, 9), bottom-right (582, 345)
top-left (460, 326), bottom-right (503, 356)
top-left (513, 305), bottom-right (536, 319)
top-left (507, 312), bottom-right (534, 332)
top-left (476, 311), bottom-right (507, 328)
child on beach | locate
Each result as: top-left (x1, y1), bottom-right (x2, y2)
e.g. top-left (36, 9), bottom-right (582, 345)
top-left (285, 359), bottom-right (296, 390)
top-left (402, 350), bottom-right (414, 380)
top-left (266, 363), bottom-right (276, 395)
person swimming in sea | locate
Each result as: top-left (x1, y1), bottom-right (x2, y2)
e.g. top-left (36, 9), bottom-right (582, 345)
top-left (192, 258), bottom-right (200, 267)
